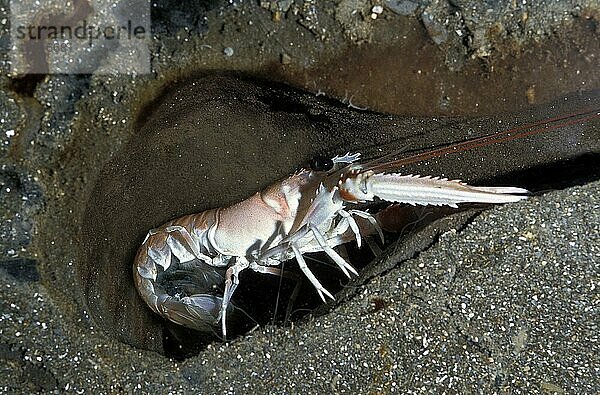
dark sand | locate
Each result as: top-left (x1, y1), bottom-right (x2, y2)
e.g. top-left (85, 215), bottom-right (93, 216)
top-left (1, 181), bottom-right (598, 393)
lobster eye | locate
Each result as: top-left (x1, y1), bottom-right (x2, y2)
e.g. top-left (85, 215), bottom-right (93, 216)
top-left (310, 155), bottom-right (334, 171)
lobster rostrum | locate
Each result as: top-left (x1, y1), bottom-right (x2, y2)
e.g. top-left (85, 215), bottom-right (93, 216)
top-left (134, 153), bottom-right (528, 338)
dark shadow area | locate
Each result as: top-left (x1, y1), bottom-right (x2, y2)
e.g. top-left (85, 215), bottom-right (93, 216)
top-left (0, 258), bottom-right (40, 283)
top-left (491, 152), bottom-right (600, 193)
top-left (8, 75), bottom-right (46, 97)
top-left (151, 0), bottom-right (219, 36)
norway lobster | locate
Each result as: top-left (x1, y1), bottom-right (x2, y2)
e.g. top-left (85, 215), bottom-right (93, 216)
top-left (133, 152), bottom-right (528, 338)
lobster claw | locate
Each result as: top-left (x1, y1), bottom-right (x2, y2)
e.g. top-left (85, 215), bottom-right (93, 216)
top-left (339, 171), bottom-right (529, 208)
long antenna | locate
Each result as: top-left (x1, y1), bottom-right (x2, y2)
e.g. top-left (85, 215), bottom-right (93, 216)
top-left (367, 106), bottom-right (600, 172)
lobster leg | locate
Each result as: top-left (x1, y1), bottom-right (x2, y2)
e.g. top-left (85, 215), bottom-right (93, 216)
top-left (309, 225), bottom-right (358, 278)
top-left (337, 210), bottom-right (362, 248)
top-left (221, 258), bottom-right (300, 338)
top-left (291, 243), bottom-right (334, 302)
top-left (347, 209), bottom-right (384, 243)
top-left (221, 257), bottom-right (249, 339)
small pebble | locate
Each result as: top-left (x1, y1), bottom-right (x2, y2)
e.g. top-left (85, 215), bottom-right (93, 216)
top-left (371, 5), bottom-right (384, 19)
top-left (280, 53), bottom-right (291, 65)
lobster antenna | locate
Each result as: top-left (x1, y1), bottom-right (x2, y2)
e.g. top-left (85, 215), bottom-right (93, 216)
top-left (365, 107), bottom-right (600, 174)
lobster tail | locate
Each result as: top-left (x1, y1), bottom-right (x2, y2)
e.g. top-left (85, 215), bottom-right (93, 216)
top-left (160, 294), bottom-right (221, 332)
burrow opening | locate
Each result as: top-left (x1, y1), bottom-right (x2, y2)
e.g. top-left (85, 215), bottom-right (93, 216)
top-left (78, 75), bottom-right (600, 359)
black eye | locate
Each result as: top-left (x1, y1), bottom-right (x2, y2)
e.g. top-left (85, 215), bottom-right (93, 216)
top-left (309, 155), bottom-right (334, 171)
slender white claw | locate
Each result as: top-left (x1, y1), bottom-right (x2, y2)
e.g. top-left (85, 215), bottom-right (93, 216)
top-left (341, 171), bottom-right (529, 208)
